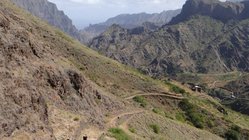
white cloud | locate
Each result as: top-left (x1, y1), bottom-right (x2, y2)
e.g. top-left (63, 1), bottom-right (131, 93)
top-left (69, 0), bottom-right (102, 4)
top-left (66, 0), bottom-right (186, 6)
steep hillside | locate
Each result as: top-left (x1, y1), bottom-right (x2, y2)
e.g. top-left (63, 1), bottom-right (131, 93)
top-left (208, 74), bottom-right (249, 115)
top-left (81, 9), bottom-right (181, 43)
top-left (11, 0), bottom-right (84, 43)
top-left (1, 0), bottom-right (249, 140)
top-left (90, 0), bottom-right (249, 77)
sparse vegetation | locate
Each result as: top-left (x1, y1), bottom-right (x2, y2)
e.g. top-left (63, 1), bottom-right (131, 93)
top-left (73, 117), bottom-right (79, 121)
top-left (152, 108), bottom-right (160, 114)
top-left (149, 124), bottom-right (160, 134)
top-left (129, 127), bottom-right (136, 133)
top-left (133, 96), bottom-right (147, 107)
top-left (55, 29), bottom-right (74, 43)
top-left (165, 81), bottom-right (186, 94)
top-left (225, 126), bottom-right (241, 140)
top-left (175, 112), bottom-right (186, 122)
top-left (179, 99), bottom-right (206, 129)
top-left (109, 128), bottom-right (130, 140)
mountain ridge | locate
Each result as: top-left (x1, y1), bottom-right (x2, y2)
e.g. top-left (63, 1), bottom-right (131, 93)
top-left (11, 0), bottom-right (85, 43)
top-left (171, 0), bottom-right (249, 24)
top-left (90, 0), bottom-right (249, 77)
top-left (81, 9), bottom-right (181, 43)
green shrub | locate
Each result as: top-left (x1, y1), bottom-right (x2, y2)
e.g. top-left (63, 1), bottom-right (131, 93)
top-left (149, 124), bottom-right (160, 134)
top-left (164, 81), bottom-right (186, 94)
top-left (207, 119), bottom-right (215, 128)
top-left (152, 108), bottom-right (160, 114)
top-left (179, 99), bottom-right (205, 129)
top-left (225, 125), bottom-right (241, 140)
top-left (225, 130), bottom-right (240, 140)
top-left (188, 112), bottom-right (204, 129)
top-left (171, 85), bottom-right (186, 94)
top-left (109, 128), bottom-right (130, 140)
top-left (129, 127), bottom-right (136, 133)
top-left (133, 96), bottom-right (147, 107)
top-left (175, 112), bottom-right (186, 122)
top-left (73, 117), bottom-right (79, 121)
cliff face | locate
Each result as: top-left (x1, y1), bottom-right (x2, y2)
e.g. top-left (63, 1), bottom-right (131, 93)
top-left (171, 0), bottom-right (249, 24)
top-left (11, 0), bottom-right (84, 43)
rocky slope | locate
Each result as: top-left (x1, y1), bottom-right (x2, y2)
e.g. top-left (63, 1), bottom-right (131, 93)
top-left (224, 75), bottom-right (249, 115)
top-left (2, 0), bottom-right (249, 139)
top-left (81, 9), bottom-right (181, 43)
top-left (11, 0), bottom-right (84, 43)
top-left (0, 1), bottom-right (216, 139)
top-left (90, 0), bottom-right (249, 77)
top-left (209, 74), bottom-right (249, 115)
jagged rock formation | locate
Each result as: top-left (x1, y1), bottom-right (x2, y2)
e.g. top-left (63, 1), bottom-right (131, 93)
top-left (171, 0), bottom-right (249, 24)
top-left (11, 0), bottom-right (84, 43)
top-left (81, 9), bottom-right (181, 43)
top-left (90, 0), bottom-right (249, 77)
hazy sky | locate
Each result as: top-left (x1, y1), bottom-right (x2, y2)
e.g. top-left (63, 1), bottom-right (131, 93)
top-left (48, 0), bottom-right (187, 29)
top-left (48, 0), bottom-right (227, 29)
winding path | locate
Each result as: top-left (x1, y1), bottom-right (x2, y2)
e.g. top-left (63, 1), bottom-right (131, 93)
top-left (124, 92), bottom-right (184, 100)
top-left (107, 110), bottom-right (145, 128)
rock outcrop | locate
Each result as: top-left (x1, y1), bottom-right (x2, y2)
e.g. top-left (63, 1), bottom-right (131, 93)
top-left (171, 0), bottom-right (249, 24)
top-left (11, 0), bottom-right (84, 43)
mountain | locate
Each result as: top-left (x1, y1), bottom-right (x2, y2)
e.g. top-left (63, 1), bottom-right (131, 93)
top-left (90, 0), bottom-right (249, 77)
top-left (11, 0), bottom-right (84, 43)
top-left (209, 74), bottom-right (249, 115)
top-left (102, 10), bottom-right (182, 28)
top-left (81, 9), bottom-right (181, 43)
top-left (170, 0), bottom-right (249, 24)
top-left (2, 0), bottom-right (249, 139)
top-left (228, 0), bottom-right (248, 2)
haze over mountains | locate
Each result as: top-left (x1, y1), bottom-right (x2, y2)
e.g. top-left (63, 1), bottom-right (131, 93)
top-left (81, 9), bottom-right (181, 42)
top-left (12, 0), bottom-right (182, 44)
top-left (2, 0), bottom-right (249, 139)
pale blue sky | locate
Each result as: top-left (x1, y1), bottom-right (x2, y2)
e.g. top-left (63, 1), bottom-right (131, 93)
top-left (48, 0), bottom-right (226, 29)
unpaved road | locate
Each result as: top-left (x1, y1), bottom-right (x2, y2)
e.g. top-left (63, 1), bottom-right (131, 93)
top-left (125, 93), bottom-right (184, 100)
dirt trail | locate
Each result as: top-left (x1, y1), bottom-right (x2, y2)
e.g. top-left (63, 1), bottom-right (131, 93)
top-left (107, 110), bottom-right (145, 128)
top-left (125, 93), bottom-right (184, 100)
top-left (119, 113), bottom-right (145, 140)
